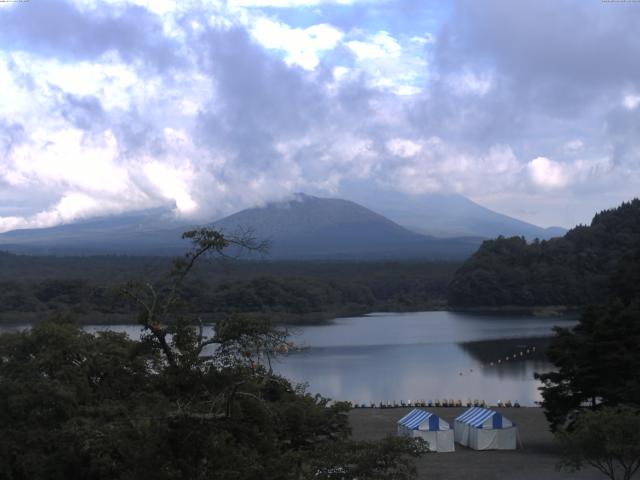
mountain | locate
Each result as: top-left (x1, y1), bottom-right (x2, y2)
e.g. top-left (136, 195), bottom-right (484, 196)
top-left (0, 208), bottom-right (188, 255)
top-left (448, 199), bottom-right (640, 307)
top-left (339, 187), bottom-right (567, 239)
top-left (212, 194), bottom-right (481, 260)
top-left (0, 196), bottom-right (482, 260)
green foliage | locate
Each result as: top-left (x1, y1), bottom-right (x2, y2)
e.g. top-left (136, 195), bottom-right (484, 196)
top-left (537, 300), bottom-right (640, 429)
top-left (0, 318), bottom-right (423, 480)
top-left (0, 255), bottom-right (458, 325)
top-left (536, 247), bottom-right (640, 430)
top-left (312, 436), bottom-right (429, 480)
top-left (448, 199), bottom-right (640, 307)
top-left (0, 229), bottom-right (425, 479)
top-left (557, 406), bottom-right (640, 480)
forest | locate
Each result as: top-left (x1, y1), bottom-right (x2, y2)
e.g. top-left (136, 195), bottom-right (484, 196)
top-left (448, 199), bottom-right (640, 307)
top-left (0, 229), bottom-right (426, 479)
top-left (0, 253), bottom-right (458, 325)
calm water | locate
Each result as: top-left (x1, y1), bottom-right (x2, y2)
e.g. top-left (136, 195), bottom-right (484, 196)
top-left (276, 311), bottom-right (576, 406)
top-left (0, 311), bottom-right (576, 406)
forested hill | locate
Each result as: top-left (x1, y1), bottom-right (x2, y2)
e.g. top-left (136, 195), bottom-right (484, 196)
top-left (447, 199), bottom-right (640, 307)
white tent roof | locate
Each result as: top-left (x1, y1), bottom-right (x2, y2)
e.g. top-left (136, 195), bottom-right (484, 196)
top-left (398, 409), bottom-right (449, 431)
top-left (455, 407), bottom-right (513, 429)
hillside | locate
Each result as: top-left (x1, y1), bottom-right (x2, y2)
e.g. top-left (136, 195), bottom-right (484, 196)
top-left (447, 199), bottom-right (640, 307)
top-left (0, 208), bottom-right (187, 255)
top-left (213, 193), bottom-right (481, 260)
top-left (0, 195), bottom-right (481, 259)
top-left (341, 188), bottom-right (566, 239)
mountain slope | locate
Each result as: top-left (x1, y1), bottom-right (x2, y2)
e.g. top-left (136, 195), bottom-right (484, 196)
top-left (0, 195), bottom-right (482, 259)
top-left (212, 194), bottom-right (480, 259)
top-left (341, 188), bottom-right (566, 239)
top-left (0, 208), bottom-right (188, 255)
top-left (448, 199), bottom-right (640, 307)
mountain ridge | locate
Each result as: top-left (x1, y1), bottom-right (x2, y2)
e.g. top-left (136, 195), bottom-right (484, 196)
top-left (0, 192), bottom-right (564, 259)
top-left (339, 188), bottom-right (566, 239)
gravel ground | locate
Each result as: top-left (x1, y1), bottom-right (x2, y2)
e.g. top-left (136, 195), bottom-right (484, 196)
top-left (349, 407), bottom-right (603, 480)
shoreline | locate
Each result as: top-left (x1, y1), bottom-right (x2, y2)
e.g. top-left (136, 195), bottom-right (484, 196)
top-left (0, 303), bottom-right (580, 326)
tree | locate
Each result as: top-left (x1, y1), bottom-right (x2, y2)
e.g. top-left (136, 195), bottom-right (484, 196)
top-left (448, 199), bottom-right (640, 308)
top-left (557, 406), bottom-right (640, 480)
top-left (0, 228), bottom-right (425, 480)
top-left (536, 249), bottom-right (640, 431)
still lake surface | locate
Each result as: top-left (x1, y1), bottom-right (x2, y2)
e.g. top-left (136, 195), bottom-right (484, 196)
top-left (276, 311), bottom-right (576, 406)
top-left (0, 311), bottom-right (576, 406)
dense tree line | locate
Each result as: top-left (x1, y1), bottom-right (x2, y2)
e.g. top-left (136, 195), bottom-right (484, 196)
top-left (0, 255), bottom-right (457, 325)
top-left (536, 247), bottom-right (640, 430)
top-left (535, 248), bottom-right (640, 479)
top-left (448, 199), bottom-right (640, 307)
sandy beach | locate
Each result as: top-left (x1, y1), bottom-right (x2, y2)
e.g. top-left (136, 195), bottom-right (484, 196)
top-left (349, 407), bottom-right (603, 480)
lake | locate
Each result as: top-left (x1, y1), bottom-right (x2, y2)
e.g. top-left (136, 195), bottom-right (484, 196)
top-left (0, 311), bottom-right (576, 406)
top-left (276, 311), bottom-right (576, 406)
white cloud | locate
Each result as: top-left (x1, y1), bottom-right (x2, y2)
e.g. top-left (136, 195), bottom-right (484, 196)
top-left (0, 192), bottom-right (124, 232)
top-left (342, 30), bottom-right (429, 95)
top-left (623, 94), bottom-right (640, 110)
top-left (228, 0), bottom-right (368, 6)
top-left (346, 31), bottom-right (401, 60)
top-left (527, 157), bottom-right (568, 189)
top-left (386, 138), bottom-right (422, 157)
top-left (143, 162), bottom-right (197, 213)
top-left (6, 128), bottom-right (129, 194)
top-left (250, 18), bottom-right (343, 70)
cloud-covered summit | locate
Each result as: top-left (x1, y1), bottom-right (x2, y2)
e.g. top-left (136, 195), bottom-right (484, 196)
top-left (0, 0), bottom-right (638, 232)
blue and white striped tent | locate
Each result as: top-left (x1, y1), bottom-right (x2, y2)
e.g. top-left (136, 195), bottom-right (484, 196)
top-left (397, 409), bottom-right (454, 452)
top-left (454, 407), bottom-right (516, 450)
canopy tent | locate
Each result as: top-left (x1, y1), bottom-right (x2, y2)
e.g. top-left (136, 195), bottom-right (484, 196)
top-left (454, 407), bottom-right (517, 450)
top-left (397, 409), bottom-right (455, 452)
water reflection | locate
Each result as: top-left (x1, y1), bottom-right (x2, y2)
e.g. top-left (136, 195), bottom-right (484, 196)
top-left (274, 312), bottom-right (573, 406)
top-left (0, 311), bottom-right (573, 406)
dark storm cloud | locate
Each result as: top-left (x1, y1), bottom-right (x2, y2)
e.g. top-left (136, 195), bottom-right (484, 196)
top-left (0, 0), bottom-right (182, 71)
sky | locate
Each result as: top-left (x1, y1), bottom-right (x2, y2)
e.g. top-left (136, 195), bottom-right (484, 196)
top-left (0, 0), bottom-right (639, 232)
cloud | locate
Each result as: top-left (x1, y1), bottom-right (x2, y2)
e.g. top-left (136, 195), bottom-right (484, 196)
top-left (623, 94), bottom-right (640, 110)
top-left (250, 18), bottom-right (344, 70)
top-left (0, 0), bottom-right (639, 232)
top-left (228, 0), bottom-right (376, 6)
top-left (527, 157), bottom-right (568, 189)
top-left (346, 31), bottom-right (401, 59)
top-left (0, 0), bottom-right (181, 71)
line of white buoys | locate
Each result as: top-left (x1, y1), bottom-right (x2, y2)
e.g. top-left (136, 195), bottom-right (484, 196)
top-left (481, 345), bottom-right (537, 371)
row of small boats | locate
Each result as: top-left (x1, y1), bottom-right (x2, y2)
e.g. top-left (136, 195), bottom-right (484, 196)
top-left (350, 399), bottom-right (522, 408)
